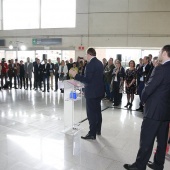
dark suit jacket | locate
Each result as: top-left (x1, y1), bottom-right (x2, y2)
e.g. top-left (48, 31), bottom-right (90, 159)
top-left (34, 64), bottom-right (42, 76)
top-left (19, 64), bottom-right (25, 76)
top-left (145, 65), bottom-right (154, 83)
top-left (49, 63), bottom-right (55, 74)
top-left (41, 63), bottom-right (50, 76)
top-left (138, 64), bottom-right (151, 83)
top-left (8, 64), bottom-right (17, 76)
top-left (75, 57), bottom-right (104, 99)
top-left (54, 63), bottom-right (60, 76)
top-left (141, 61), bottom-right (170, 121)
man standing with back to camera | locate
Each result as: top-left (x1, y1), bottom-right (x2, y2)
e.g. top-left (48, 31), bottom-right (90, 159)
top-left (69, 48), bottom-right (104, 140)
top-left (124, 45), bottom-right (170, 170)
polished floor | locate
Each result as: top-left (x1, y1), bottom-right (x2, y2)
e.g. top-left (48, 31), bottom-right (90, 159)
top-left (0, 88), bottom-right (170, 170)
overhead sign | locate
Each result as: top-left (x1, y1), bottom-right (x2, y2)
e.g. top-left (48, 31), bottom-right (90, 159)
top-left (32, 38), bottom-right (62, 46)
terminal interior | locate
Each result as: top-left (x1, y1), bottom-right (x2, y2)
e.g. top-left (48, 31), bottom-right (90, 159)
top-left (0, 0), bottom-right (170, 169)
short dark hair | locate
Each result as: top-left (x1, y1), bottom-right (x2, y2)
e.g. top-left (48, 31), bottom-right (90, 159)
top-left (87, 48), bottom-right (96, 56)
top-left (109, 58), bottom-right (113, 62)
top-left (162, 45), bottom-right (170, 57)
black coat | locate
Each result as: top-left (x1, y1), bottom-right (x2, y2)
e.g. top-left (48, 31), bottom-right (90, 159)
top-left (41, 63), bottom-right (50, 76)
top-left (138, 64), bottom-right (151, 83)
top-left (34, 64), bottom-right (42, 76)
top-left (75, 57), bottom-right (104, 98)
top-left (19, 64), bottom-right (25, 76)
top-left (141, 61), bottom-right (170, 121)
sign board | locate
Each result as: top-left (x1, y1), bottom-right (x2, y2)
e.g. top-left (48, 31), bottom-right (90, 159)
top-left (32, 38), bottom-right (62, 46)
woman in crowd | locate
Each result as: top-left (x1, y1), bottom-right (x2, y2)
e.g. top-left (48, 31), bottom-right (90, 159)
top-left (78, 60), bottom-right (84, 75)
top-left (110, 60), bottom-right (125, 106)
top-left (69, 62), bottom-right (78, 79)
top-left (124, 60), bottom-right (137, 109)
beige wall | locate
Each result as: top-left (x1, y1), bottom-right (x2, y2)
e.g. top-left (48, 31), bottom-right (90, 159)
top-left (0, 0), bottom-right (170, 55)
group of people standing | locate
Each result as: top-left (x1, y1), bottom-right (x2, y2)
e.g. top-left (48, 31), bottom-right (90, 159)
top-left (0, 56), bottom-right (87, 92)
top-left (103, 54), bottom-right (157, 110)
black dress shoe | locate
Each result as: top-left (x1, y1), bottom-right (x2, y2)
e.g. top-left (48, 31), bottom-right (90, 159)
top-left (42, 90), bottom-right (46, 92)
top-left (136, 107), bottom-right (143, 112)
top-left (124, 163), bottom-right (139, 170)
top-left (113, 103), bottom-right (119, 106)
top-left (81, 134), bottom-right (96, 140)
top-left (96, 132), bottom-right (101, 135)
top-left (147, 161), bottom-right (154, 169)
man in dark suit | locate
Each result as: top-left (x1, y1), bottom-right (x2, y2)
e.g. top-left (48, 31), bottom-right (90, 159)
top-left (48, 59), bottom-right (55, 90)
top-left (124, 45), bottom-right (170, 170)
top-left (8, 59), bottom-right (17, 89)
top-left (136, 56), bottom-right (151, 112)
top-left (54, 57), bottom-right (60, 92)
top-left (19, 60), bottom-right (25, 89)
top-left (42, 59), bottom-right (50, 92)
top-left (69, 48), bottom-right (104, 140)
top-left (33, 58), bottom-right (38, 89)
top-left (34, 59), bottom-right (42, 90)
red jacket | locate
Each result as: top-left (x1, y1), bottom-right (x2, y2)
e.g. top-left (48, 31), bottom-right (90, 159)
top-left (0, 62), bottom-right (8, 74)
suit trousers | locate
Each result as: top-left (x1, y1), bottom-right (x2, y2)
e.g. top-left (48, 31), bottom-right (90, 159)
top-left (86, 97), bottom-right (102, 137)
top-left (35, 73), bottom-right (41, 89)
top-left (55, 74), bottom-right (59, 91)
top-left (9, 76), bottom-right (16, 88)
top-left (137, 81), bottom-right (145, 107)
top-left (135, 118), bottom-right (169, 170)
top-left (1, 73), bottom-right (7, 87)
top-left (113, 81), bottom-right (120, 105)
top-left (49, 72), bottom-right (54, 89)
top-left (20, 75), bottom-right (25, 89)
top-left (26, 78), bottom-right (32, 89)
top-left (43, 74), bottom-right (49, 91)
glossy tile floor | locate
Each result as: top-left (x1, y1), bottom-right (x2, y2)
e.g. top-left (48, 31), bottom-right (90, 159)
top-left (0, 89), bottom-right (170, 170)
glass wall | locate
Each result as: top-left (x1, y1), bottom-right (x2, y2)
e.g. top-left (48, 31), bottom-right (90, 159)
top-left (18, 51), bottom-right (35, 62)
top-left (141, 50), bottom-right (159, 58)
top-left (62, 50), bottom-right (75, 61)
top-left (0, 50), bottom-right (5, 59)
top-left (36, 50), bottom-right (62, 63)
top-left (5, 51), bottom-right (16, 62)
top-left (2, 48), bottom-right (159, 65)
top-left (36, 50), bottom-right (75, 63)
top-left (96, 48), bottom-right (160, 68)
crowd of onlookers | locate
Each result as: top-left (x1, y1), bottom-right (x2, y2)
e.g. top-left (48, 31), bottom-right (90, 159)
top-left (0, 54), bottom-right (158, 104)
top-left (102, 54), bottom-right (160, 110)
top-left (0, 56), bottom-right (87, 92)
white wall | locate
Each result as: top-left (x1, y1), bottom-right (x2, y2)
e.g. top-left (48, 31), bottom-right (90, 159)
top-left (0, 0), bottom-right (170, 55)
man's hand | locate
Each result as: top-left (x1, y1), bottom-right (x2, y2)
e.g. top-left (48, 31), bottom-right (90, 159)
top-left (69, 69), bottom-right (77, 78)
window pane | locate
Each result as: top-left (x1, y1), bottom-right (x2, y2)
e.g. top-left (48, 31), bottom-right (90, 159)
top-left (142, 50), bottom-right (159, 58)
top-left (6, 51), bottom-right (16, 62)
top-left (3, 0), bottom-right (39, 30)
top-left (62, 50), bottom-right (75, 61)
top-left (36, 50), bottom-right (62, 63)
top-left (18, 51), bottom-right (35, 62)
top-left (41, 0), bottom-right (76, 28)
top-left (0, 50), bottom-right (5, 59)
